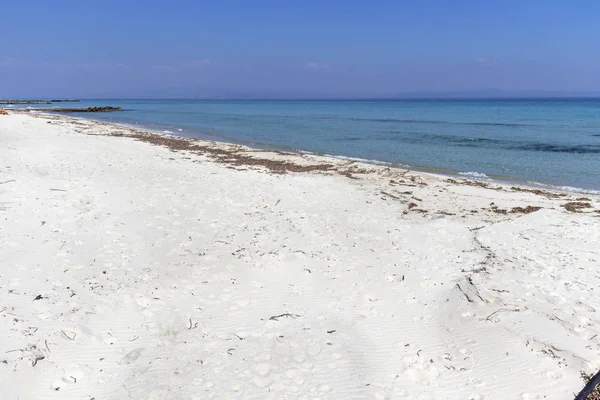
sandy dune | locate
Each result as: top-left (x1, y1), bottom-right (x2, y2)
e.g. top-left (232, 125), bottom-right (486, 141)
top-left (1, 112), bottom-right (599, 399)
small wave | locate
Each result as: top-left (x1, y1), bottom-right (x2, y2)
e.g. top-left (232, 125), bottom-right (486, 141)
top-left (554, 186), bottom-right (600, 195)
top-left (323, 153), bottom-right (398, 166)
top-left (528, 181), bottom-right (600, 195)
top-left (458, 171), bottom-right (490, 179)
top-left (178, 129), bottom-right (183, 132)
top-left (163, 130), bottom-right (174, 134)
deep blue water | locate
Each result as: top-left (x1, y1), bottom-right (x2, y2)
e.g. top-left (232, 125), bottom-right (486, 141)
top-left (16, 99), bottom-right (600, 191)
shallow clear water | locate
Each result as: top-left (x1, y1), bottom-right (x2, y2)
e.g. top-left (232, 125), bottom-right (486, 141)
top-left (23, 99), bottom-right (600, 191)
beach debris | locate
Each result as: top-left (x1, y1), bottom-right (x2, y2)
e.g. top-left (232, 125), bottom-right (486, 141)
top-left (10, 345), bottom-right (46, 367)
top-left (33, 295), bottom-right (44, 301)
top-left (455, 276), bottom-right (485, 303)
top-left (381, 191), bottom-right (401, 200)
top-left (484, 308), bottom-right (520, 322)
top-left (447, 178), bottom-right (501, 190)
top-left (188, 319), bottom-right (198, 330)
top-left (100, 131), bottom-right (373, 178)
top-left (61, 330), bottom-right (77, 340)
top-left (461, 265), bottom-right (485, 273)
top-left (0, 179), bottom-right (16, 185)
top-left (510, 205), bottom-right (542, 214)
top-left (510, 186), bottom-right (567, 198)
top-left (437, 211), bottom-right (456, 216)
top-left (269, 313), bottom-right (300, 321)
top-left (563, 202), bottom-right (592, 213)
top-left (490, 203), bottom-right (541, 215)
top-left (0, 108), bottom-right (8, 115)
top-left (31, 351), bottom-right (45, 367)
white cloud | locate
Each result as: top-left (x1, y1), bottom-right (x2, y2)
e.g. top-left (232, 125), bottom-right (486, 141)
top-left (153, 59), bottom-right (211, 73)
top-left (0, 56), bottom-right (15, 65)
top-left (475, 57), bottom-right (499, 66)
top-left (0, 56), bottom-right (27, 67)
top-left (184, 59), bottom-right (211, 68)
top-left (306, 61), bottom-right (329, 70)
top-left (152, 64), bottom-right (177, 72)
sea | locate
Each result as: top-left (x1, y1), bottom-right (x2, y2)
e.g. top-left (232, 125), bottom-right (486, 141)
top-left (15, 99), bottom-right (600, 192)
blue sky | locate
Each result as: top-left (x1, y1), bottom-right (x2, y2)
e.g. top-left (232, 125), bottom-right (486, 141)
top-left (1, 1), bottom-right (600, 98)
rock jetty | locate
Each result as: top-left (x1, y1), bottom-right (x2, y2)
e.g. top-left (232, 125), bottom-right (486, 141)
top-left (29, 106), bottom-right (122, 113)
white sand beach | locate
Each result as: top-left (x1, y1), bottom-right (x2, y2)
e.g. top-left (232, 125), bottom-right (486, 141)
top-left (1, 111), bottom-right (599, 399)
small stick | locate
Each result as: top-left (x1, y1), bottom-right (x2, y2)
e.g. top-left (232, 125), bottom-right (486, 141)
top-left (232, 334), bottom-right (245, 340)
top-left (485, 308), bottom-right (520, 322)
top-left (269, 313), bottom-right (300, 321)
top-left (32, 355), bottom-right (45, 367)
top-left (0, 180), bottom-right (16, 185)
top-left (188, 319), bottom-right (198, 330)
top-left (45, 340), bottom-right (51, 353)
top-left (50, 188), bottom-right (67, 192)
top-left (381, 191), bottom-right (400, 200)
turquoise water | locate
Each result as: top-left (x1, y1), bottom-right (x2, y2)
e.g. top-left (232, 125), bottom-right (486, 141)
top-left (19, 99), bottom-right (600, 191)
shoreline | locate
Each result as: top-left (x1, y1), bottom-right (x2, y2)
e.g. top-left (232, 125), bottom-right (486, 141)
top-left (16, 108), bottom-right (600, 195)
top-left (1, 111), bottom-right (599, 399)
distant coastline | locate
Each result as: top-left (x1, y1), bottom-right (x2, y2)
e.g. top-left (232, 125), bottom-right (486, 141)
top-left (0, 99), bottom-right (80, 105)
top-left (58, 96), bottom-right (600, 103)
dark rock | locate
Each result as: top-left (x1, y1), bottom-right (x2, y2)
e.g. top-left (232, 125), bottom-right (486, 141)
top-left (29, 106), bottom-right (122, 113)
